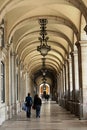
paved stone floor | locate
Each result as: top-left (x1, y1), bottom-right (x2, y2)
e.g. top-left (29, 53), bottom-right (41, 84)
top-left (0, 101), bottom-right (87, 130)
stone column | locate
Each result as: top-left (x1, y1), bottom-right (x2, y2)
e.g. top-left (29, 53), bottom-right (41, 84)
top-left (63, 64), bottom-right (67, 107)
top-left (64, 60), bottom-right (69, 109)
top-left (70, 52), bottom-right (75, 101)
top-left (8, 51), bottom-right (12, 118)
top-left (73, 50), bottom-right (79, 91)
top-left (25, 72), bottom-right (29, 95)
top-left (67, 60), bottom-right (70, 101)
top-left (65, 61), bottom-right (68, 98)
top-left (0, 52), bottom-right (2, 104)
top-left (0, 29), bottom-right (3, 103)
top-left (70, 50), bottom-right (79, 114)
top-left (57, 74), bottom-right (59, 103)
top-left (0, 51), bottom-right (3, 125)
top-left (56, 74), bottom-right (59, 103)
top-left (60, 68), bottom-right (64, 107)
top-left (68, 56), bottom-right (73, 100)
top-left (76, 41), bottom-right (87, 119)
top-left (22, 77), bottom-right (25, 101)
top-left (5, 52), bottom-right (9, 119)
top-left (63, 65), bottom-right (66, 95)
top-left (18, 63), bottom-right (20, 102)
top-left (60, 70), bottom-right (64, 106)
top-left (67, 55), bottom-right (73, 112)
top-left (28, 76), bottom-right (32, 94)
top-left (58, 72), bottom-right (61, 105)
top-left (25, 72), bottom-right (34, 97)
top-left (15, 63), bottom-right (21, 113)
top-left (20, 70), bottom-right (25, 101)
top-left (71, 50), bottom-right (79, 114)
top-left (23, 73), bottom-right (33, 97)
top-left (11, 52), bottom-right (16, 115)
top-left (0, 29), bottom-right (3, 47)
top-left (61, 70), bottom-right (64, 97)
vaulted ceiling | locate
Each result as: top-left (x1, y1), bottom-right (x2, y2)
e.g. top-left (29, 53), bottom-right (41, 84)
top-left (0, 0), bottom-right (87, 86)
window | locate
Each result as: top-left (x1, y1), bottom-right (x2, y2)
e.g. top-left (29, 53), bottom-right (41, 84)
top-left (1, 61), bottom-right (5, 103)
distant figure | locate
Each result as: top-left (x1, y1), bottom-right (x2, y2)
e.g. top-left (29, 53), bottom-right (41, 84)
top-left (25, 93), bottom-right (32, 118)
top-left (46, 94), bottom-right (49, 101)
top-left (34, 94), bottom-right (42, 118)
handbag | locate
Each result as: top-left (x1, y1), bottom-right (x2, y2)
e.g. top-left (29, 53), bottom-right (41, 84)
top-left (32, 105), bottom-right (36, 110)
top-left (22, 102), bottom-right (27, 111)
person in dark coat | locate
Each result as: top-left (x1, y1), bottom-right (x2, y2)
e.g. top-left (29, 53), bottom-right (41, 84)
top-left (25, 93), bottom-right (32, 118)
top-left (34, 94), bottom-right (42, 118)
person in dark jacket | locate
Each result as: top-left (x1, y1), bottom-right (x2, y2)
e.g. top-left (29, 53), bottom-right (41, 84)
top-left (34, 94), bottom-right (42, 118)
top-left (25, 93), bottom-right (32, 118)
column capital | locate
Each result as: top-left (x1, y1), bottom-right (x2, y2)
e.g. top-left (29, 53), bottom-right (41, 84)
top-left (0, 23), bottom-right (4, 30)
top-left (67, 57), bottom-right (72, 63)
top-left (0, 19), bottom-right (4, 34)
top-left (75, 41), bottom-right (87, 48)
top-left (70, 50), bottom-right (78, 57)
top-left (0, 29), bottom-right (3, 35)
top-left (70, 51), bottom-right (73, 57)
top-left (62, 63), bottom-right (65, 68)
top-left (73, 50), bottom-right (78, 55)
top-left (64, 60), bottom-right (68, 67)
top-left (75, 41), bottom-right (80, 48)
top-left (64, 58), bottom-right (70, 63)
top-left (11, 52), bottom-right (16, 56)
top-left (79, 40), bottom-right (87, 47)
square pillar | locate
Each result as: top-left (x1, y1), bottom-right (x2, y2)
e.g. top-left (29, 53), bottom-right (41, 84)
top-left (76, 41), bottom-right (87, 119)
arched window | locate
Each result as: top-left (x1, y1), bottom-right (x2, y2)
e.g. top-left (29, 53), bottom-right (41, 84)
top-left (1, 61), bottom-right (5, 103)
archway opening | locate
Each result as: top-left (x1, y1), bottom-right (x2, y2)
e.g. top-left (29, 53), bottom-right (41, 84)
top-left (39, 83), bottom-right (50, 100)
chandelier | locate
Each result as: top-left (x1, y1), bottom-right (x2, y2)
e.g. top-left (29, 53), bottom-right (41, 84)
top-left (41, 57), bottom-right (47, 76)
top-left (42, 75), bottom-right (47, 90)
top-left (37, 19), bottom-right (51, 57)
top-left (41, 57), bottom-right (47, 88)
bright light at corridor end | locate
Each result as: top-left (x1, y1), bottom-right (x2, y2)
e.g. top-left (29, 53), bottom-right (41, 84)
top-left (39, 83), bottom-right (50, 97)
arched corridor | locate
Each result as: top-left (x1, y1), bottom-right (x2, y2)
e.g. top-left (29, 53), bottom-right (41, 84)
top-left (1, 0), bottom-right (87, 125)
top-left (0, 101), bottom-right (87, 130)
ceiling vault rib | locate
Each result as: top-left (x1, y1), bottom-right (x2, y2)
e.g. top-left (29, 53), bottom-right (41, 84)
top-left (8, 15), bottom-right (79, 43)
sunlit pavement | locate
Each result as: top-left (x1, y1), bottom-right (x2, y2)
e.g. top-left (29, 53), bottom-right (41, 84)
top-left (0, 101), bottom-right (87, 130)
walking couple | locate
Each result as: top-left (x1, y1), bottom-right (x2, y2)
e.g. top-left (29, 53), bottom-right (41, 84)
top-left (25, 93), bottom-right (42, 118)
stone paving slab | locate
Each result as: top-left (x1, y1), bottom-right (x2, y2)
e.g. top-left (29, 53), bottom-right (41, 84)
top-left (0, 101), bottom-right (87, 130)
